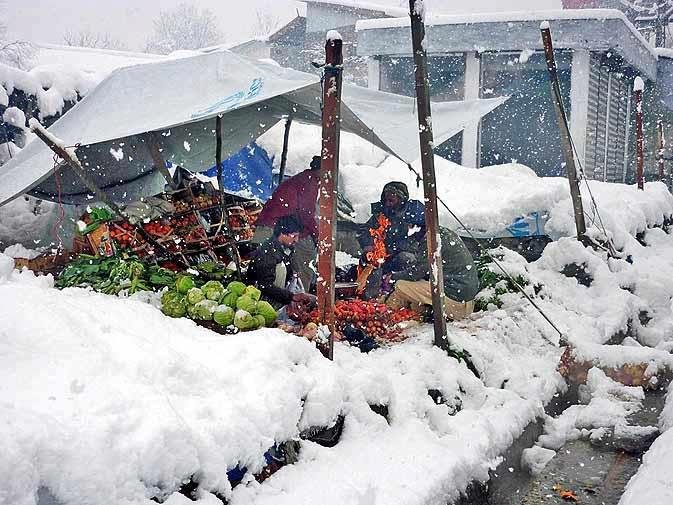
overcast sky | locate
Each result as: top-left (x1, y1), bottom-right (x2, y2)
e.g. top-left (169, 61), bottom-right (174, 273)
top-left (5, 0), bottom-right (560, 51)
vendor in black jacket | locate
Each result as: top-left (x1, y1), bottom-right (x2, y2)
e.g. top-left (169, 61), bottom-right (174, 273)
top-left (247, 215), bottom-right (315, 309)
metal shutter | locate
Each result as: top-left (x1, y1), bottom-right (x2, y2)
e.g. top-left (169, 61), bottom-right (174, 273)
top-left (584, 53), bottom-right (630, 183)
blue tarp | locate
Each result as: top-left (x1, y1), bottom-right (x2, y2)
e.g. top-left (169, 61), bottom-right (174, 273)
top-left (204, 141), bottom-right (275, 201)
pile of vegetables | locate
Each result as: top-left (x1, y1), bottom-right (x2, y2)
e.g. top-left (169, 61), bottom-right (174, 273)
top-left (56, 255), bottom-right (177, 295)
top-left (293, 300), bottom-right (419, 342)
top-left (160, 278), bottom-right (277, 332)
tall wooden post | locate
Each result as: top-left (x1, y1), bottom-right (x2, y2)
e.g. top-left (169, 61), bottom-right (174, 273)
top-left (540, 21), bottom-right (586, 239)
top-left (278, 114), bottom-right (293, 186)
top-left (409, 0), bottom-right (450, 351)
top-left (657, 120), bottom-right (665, 182)
top-left (634, 76), bottom-right (645, 191)
top-left (316, 31), bottom-right (343, 360)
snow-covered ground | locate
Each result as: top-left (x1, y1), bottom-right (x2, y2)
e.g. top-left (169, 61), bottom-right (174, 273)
top-left (2, 160), bottom-right (673, 503)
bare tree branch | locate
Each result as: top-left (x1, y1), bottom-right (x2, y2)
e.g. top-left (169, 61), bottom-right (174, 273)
top-left (62, 29), bottom-right (128, 50)
top-left (253, 10), bottom-right (282, 38)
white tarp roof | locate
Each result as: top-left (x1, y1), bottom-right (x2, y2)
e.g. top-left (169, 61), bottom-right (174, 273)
top-left (0, 49), bottom-right (505, 206)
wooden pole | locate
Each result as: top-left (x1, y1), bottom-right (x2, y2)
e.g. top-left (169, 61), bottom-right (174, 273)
top-left (409, 0), bottom-right (450, 351)
top-left (144, 132), bottom-right (178, 190)
top-left (634, 76), bottom-right (645, 191)
top-left (278, 114), bottom-right (293, 186)
top-left (30, 120), bottom-right (188, 267)
top-left (657, 120), bottom-right (665, 182)
top-left (316, 32), bottom-right (343, 361)
top-left (540, 21), bottom-right (587, 239)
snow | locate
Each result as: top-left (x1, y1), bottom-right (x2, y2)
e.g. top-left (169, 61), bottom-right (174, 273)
top-left (3, 243), bottom-right (43, 260)
top-left (521, 446), bottom-right (555, 476)
top-left (618, 383), bottom-right (673, 505)
top-left (539, 20), bottom-right (550, 30)
top-left (305, 0), bottom-right (408, 18)
top-left (326, 30), bottom-right (343, 42)
top-left (0, 258), bottom-right (543, 505)
top-left (2, 106), bottom-right (26, 128)
top-left (634, 76), bottom-right (645, 91)
top-left (354, 8), bottom-right (658, 57)
top-left (3, 147), bottom-right (673, 502)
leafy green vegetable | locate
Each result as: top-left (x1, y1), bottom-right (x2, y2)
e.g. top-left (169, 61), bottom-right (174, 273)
top-left (220, 291), bottom-right (238, 308)
top-left (188, 299), bottom-right (218, 320)
top-left (256, 300), bottom-right (277, 326)
top-left (201, 280), bottom-right (225, 301)
top-left (226, 281), bottom-right (247, 296)
top-left (213, 305), bottom-right (235, 326)
top-left (234, 309), bottom-right (255, 330)
top-left (186, 287), bottom-right (205, 305)
top-left (244, 285), bottom-right (261, 302)
top-left (161, 291), bottom-right (187, 318)
top-left (253, 314), bottom-right (266, 329)
top-left (236, 295), bottom-right (257, 314)
top-left (176, 275), bottom-right (195, 294)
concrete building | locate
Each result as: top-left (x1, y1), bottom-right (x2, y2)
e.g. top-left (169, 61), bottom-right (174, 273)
top-left (356, 10), bottom-right (672, 183)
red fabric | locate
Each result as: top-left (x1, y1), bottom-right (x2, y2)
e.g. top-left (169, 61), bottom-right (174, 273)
top-left (256, 169), bottom-right (319, 238)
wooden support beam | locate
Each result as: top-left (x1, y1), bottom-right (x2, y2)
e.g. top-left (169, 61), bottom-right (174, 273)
top-left (278, 114), bottom-right (293, 186)
top-left (316, 32), bottom-right (343, 361)
top-left (634, 77), bottom-right (645, 191)
top-left (540, 21), bottom-right (587, 238)
top-left (409, 0), bottom-right (450, 351)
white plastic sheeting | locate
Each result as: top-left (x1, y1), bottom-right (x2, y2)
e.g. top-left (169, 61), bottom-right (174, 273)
top-left (0, 49), bottom-right (505, 206)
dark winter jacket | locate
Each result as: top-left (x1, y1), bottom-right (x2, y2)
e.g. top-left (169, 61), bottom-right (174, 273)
top-left (358, 184), bottom-right (426, 258)
top-left (392, 227), bottom-right (480, 302)
top-left (247, 237), bottom-right (295, 307)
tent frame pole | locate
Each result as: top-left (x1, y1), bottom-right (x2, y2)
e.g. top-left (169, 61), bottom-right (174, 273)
top-left (316, 33), bottom-right (343, 361)
top-left (30, 121), bottom-right (188, 267)
top-left (540, 22), bottom-right (587, 239)
top-left (214, 115), bottom-right (243, 277)
top-left (409, 0), bottom-right (450, 352)
top-left (278, 114), bottom-right (293, 186)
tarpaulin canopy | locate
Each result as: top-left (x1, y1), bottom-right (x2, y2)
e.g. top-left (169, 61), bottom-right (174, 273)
top-left (0, 49), bottom-right (506, 206)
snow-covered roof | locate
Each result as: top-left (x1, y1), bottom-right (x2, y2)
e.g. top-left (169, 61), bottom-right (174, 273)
top-left (304, 0), bottom-right (408, 17)
top-left (0, 48), bottom-right (506, 206)
top-left (30, 44), bottom-right (165, 75)
top-left (356, 8), bottom-right (658, 79)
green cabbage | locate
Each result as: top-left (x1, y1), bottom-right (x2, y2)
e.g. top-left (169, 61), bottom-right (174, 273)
top-left (226, 281), bottom-right (247, 296)
top-left (213, 305), bottom-right (235, 327)
top-left (220, 291), bottom-right (239, 308)
top-left (176, 275), bottom-right (195, 294)
top-left (253, 314), bottom-right (266, 329)
top-left (186, 287), bottom-right (205, 305)
top-left (234, 309), bottom-right (256, 330)
top-left (161, 291), bottom-right (187, 318)
top-left (201, 280), bottom-right (225, 301)
top-left (255, 300), bottom-right (277, 326)
top-left (236, 294), bottom-right (257, 314)
top-left (244, 285), bottom-right (262, 302)
top-left (188, 299), bottom-right (218, 320)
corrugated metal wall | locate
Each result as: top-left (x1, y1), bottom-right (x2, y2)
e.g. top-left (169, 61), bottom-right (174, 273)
top-left (584, 53), bottom-right (632, 183)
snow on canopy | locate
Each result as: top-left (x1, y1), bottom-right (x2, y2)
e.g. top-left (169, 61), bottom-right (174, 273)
top-left (0, 49), bottom-right (506, 206)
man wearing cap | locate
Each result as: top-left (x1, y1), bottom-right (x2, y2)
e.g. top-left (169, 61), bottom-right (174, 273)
top-left (247, 215), bottom-right (316, 309)
top-left (358, 181), bottom-right (426, 298)
top-left (254, 155), bottom-right (321, 291)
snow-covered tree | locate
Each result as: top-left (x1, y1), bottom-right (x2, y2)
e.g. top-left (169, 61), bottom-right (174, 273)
top-left (62, 29), bottom-right (128, 51)
top-left (145, 2), bottom-right (223, 54)
top-left (0, 2), bottom-right (34, 69)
